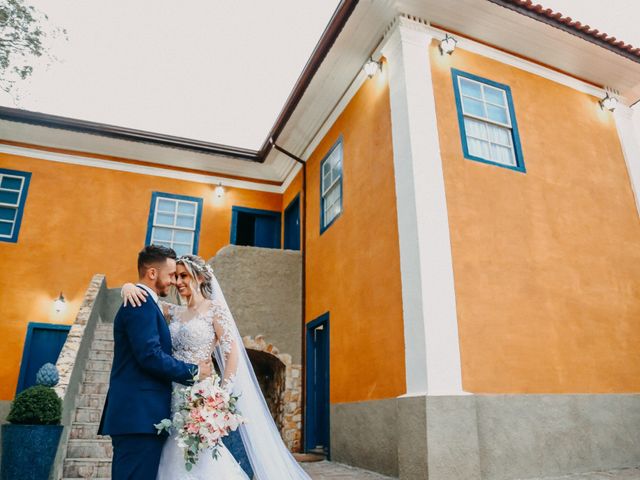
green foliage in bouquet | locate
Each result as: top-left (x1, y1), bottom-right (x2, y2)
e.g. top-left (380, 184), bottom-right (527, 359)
top-left (7, 385), bottom-right (62, 425)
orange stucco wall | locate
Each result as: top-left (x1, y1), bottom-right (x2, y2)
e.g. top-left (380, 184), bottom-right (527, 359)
top-left (430, 43), bottom-right (640, 393)
top-left (303, 70), bottom-right (406, 403)
top-left (0, 152), bottom-right (281, 400)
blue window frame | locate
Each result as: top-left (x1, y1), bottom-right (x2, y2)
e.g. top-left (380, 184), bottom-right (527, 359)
top-left (145, 192), bottom-right (203, 256)
top-left (320, 138), bottom-right (343, 234)
top-left (0, 168), bottom-right (31, 243)
top-left (230, 206), bottom-right (281, 249)
top-left (451, 69), bottom-right (525, 173)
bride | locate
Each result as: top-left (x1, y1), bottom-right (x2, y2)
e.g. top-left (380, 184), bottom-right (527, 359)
top-left (122, 254), bottom-right (311, 480)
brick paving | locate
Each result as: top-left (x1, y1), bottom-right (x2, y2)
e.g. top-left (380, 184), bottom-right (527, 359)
top-left (300, 462), bottom-right (640, 480)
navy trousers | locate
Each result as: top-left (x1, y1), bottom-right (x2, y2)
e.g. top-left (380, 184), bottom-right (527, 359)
top-left (111, 434), bottom-right (166, 480)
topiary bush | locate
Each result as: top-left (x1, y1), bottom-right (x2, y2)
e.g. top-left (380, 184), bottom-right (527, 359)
top-left (6, 385), bottom-right (62, 425)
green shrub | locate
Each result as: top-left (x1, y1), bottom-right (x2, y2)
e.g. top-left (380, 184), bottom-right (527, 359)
top-left (7, 385), bottom-right (62, 425)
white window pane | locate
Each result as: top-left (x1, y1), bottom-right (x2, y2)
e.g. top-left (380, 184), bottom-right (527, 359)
top-left (177, 202), bottom-right (196, 215)
top-left (0, 221), bottom-right (13, 236)
top-left (0, 207), bottom-right (16, 221)
top-left (486, 104), bottom-right (509, 125)
top-left (462, 97), bottom-right (485, 118)
top-left (483, 85), bottom-right (506, 106)
top-left (175, 214), bottom-right (195, 228)
top-left (467, 137), bottom-right (491, 159)
top-left (486, 123), bottom-right (512, 146)
top-left (464, 117), bottom-right (488, 140)
top-left (174, 230), bottom-right (193, 244)
top-left (1, 176), bottom-right (23, 190)
top-left (154, 240), bottom-right (172, 248)
top-left (0, 190), bottom-right (20, 205)
top-left (322, 160), bottom-right (331, 177)
top-left (155, 212), bottom-right (175, 226)
top-left (460, 78), bottom-right (482, 99)
top-left (173, 243), bottom-right (192, 256)
top-left (491, 144), bottom-right (516, 166)
top-left (331, 161), bottom-right (341, 183)
top-left (322, 171), bottom-right (332, 194)
top-left (152, 227), bottom-right (172, 241)
top-left (157, 199), bottom-right (176, 213)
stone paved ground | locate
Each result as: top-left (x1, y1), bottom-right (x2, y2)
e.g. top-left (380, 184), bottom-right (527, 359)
top-left (300, 462), bottom-right (640, 480)
top-left (301, 460), bottom-right (395, 479)
top-left (522, 467), bottom-right (640, 480)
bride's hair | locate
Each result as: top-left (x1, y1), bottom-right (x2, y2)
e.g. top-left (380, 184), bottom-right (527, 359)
top-left (176, 255), bottom-right (215, 300)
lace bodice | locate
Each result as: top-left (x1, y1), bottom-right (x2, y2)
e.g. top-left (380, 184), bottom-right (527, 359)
top-left (167, 306), bottom-right (215, 364)
top-left (160, 299), bottom-right (239, 393)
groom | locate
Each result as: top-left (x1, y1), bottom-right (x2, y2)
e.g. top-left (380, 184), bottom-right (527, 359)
top-left (98, 245), bottom-right (212, 480)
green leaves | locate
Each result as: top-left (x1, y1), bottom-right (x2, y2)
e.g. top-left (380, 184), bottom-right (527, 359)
top-left (0, 0), bottom-right (67, 96)
top-left (7, 385), bottom-right (61, 425)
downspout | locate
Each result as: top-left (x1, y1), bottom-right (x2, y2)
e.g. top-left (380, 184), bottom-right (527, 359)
top-left (269, 139), bottom-right (309, 452)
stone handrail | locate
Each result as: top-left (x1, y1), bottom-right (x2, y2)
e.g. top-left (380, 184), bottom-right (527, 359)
top-left (50, 274), bottom-right (108, 480)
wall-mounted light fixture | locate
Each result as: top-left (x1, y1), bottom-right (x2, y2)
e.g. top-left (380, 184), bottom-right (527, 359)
top-left (54, 292), bottom-right (66, 313)
top-left (363, 58), bottom-right (382, 78)
top-left (214, 182), bottom-right (225, 198)
top-left (439, 34), bottom-right (457, 55)
top-left (599, 92), bottom-right (618, 112)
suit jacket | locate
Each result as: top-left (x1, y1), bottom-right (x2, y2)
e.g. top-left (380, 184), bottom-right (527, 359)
top-left (98, 298), bottom-right (196, 436)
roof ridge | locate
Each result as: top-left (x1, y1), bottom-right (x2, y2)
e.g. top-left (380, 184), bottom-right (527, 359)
top-left (491, 0), bottom-right (640, 60)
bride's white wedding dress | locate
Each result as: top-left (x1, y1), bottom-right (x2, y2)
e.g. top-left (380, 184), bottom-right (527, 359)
top-left (156, 300), bottom-right (248, 480)
top-left (155, 273), bottom-right (311, 480)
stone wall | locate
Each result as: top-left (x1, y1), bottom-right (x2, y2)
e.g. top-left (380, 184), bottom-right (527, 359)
top-left (331, 393), bottom-right (640, 480)
top-left (209, 245), bottom-right (303, 364)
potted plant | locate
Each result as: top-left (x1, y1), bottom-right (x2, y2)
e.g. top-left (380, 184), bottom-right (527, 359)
top-left (1, 363), bottom-right (63, 480)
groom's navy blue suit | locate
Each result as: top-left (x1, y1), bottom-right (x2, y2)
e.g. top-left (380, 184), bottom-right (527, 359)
top-left (99, 289), bottom-right (197, 480)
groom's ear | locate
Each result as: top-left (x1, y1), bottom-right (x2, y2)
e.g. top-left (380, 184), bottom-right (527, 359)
top-left (145, 266), bottom-right (158, 281)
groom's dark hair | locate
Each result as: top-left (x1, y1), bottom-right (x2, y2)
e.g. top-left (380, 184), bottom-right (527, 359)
top-left (138, 244), bottom-right (177, 277)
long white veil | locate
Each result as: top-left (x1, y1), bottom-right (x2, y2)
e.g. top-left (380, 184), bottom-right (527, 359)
top-left (209, 273), bottom-right (311, 480)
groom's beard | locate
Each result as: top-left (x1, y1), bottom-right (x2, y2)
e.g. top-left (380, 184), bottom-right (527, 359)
top-left (155, 278), bottom-right (171, 297)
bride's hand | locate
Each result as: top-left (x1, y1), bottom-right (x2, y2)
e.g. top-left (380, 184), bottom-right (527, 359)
top-left (121, 283), bottom-right (148, 307)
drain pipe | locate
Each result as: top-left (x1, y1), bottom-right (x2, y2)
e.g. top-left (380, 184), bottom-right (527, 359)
top-left (269, 139), bottom-right (309, 452)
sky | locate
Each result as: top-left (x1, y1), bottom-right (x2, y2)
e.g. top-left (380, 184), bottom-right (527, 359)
top-left (0, 1), bottom-right (340, 150)
top-left (1, 1), bottom-right (638, 150)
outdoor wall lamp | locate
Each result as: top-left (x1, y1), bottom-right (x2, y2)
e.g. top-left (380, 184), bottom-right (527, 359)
top-left (439, 34), bottom-right (457, 55)
top-left (214, 182), bottom-right (225, 198)
top-left (363, 58), bottom-right (382, 78)
top-left (54, 292), bottom-right (66, 313)
top-left (599, 92), bottom-right (618, 112)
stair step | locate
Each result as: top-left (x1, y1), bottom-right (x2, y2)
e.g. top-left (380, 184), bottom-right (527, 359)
top-left (84, 371), bottom-right (110, 383)
top-left (67, 439), bottom-right (112, 459)
top-left (92, 340), bottom-right (114, 351)
top-left (89, 350), bottom-right (114, 361)
top-left (86, 359), bottom-right (113, 372)
top-left (74, 407), bottom-right (103, 423)
top-left (63, 458), bottom-right (112, 478)
top-left (76, 393), bottom-right (107, 408)
top-left (93, 329), bottom-right (113, 340)
top-left (70, 422), bottom-right (104, 439)
top-left (80, 382), bottom-right (109, 395)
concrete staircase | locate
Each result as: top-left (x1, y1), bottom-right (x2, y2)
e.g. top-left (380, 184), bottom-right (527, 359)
top-left (62, 322), bottom-right (113, 479)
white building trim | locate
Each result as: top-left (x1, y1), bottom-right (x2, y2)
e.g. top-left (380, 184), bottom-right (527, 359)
top-left (0, 144), bottom-right (283, 193)
top-left (381, 16), bottom-right (465, 396)
top-left (614, 105), bottom-right (640, 216)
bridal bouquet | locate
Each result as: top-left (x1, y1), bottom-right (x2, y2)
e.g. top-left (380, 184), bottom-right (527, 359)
top-left (154, 374), bottom-right (247, 471)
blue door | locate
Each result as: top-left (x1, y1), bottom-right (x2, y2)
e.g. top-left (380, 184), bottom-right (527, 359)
top-left (305, 314), bottom-right (330, 456)
top-left (231, 206), bottom-right (281, 249)
top-left (16, 323), bottom-right (70, 393)
top-left (284, 195), bottom-right (300, 251)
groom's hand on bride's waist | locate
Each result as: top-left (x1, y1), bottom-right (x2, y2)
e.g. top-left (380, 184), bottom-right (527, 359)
top-left (198, 360), bottom-right (213, 379)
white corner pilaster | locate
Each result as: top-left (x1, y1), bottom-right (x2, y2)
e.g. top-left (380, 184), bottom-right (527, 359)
top-left (614, 104), bottom-right (640, 216)
top-left (381, 16), bottom-right (464, 396)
